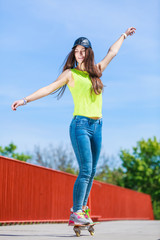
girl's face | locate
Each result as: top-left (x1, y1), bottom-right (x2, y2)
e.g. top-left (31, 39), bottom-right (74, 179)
top-left (74, 45), bottom-right (86, 64)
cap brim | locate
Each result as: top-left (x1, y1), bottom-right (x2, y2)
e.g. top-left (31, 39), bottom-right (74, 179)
top-left (72, 44), bottom-right (91, 49)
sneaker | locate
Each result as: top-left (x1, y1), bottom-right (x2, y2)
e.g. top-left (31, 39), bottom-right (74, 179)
top-left (68, 209), bottom-right (90, 226)
top-left (83, 206), bottom-right (93, 224)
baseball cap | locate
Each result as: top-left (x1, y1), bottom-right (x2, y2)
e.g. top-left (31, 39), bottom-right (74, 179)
top-left (72, 37), bottom-right (92, 49)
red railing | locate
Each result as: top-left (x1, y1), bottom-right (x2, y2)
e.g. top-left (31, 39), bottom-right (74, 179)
top-left (0, 156), bottom-right (154, 223)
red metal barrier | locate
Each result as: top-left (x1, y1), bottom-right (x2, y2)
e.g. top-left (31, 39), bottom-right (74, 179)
top-left (0, 156), bottom-right (154, 223)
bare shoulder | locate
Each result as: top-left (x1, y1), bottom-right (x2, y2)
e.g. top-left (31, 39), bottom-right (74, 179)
top-left (62, 68), bottom-right (71, 75)
top-left (61, 69), bottom-right (72, 80)
top-left (66, 68), bottom-right (72, 79)
top-left (63, 69), bottom-right (73, 84)
top-left (55, 69), bottom-right (72, 85)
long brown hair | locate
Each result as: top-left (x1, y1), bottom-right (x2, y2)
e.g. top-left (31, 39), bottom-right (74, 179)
top-left (51, 47), bottom-right (104, 99)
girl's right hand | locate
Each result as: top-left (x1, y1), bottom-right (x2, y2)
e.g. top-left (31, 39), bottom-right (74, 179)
top-left (11, 99), bottom-right (25, 111)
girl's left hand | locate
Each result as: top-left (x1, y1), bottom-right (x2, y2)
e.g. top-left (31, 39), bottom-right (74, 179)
top-left (125, 27), bottom-right (136, 37)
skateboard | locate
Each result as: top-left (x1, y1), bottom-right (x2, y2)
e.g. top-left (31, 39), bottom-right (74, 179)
top-left (69, 222), bottom-right (99, 237)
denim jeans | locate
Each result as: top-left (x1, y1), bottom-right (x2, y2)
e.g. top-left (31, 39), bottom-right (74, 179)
top-left (69, 115), bottom-right (103, 212)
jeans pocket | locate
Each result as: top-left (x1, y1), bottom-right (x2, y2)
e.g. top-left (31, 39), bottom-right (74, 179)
top-left (76, 119), bottom-right (88, 127)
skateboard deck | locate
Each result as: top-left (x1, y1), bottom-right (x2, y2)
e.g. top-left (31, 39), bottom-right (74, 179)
top-left (69, 222), bottom-right (99, 237)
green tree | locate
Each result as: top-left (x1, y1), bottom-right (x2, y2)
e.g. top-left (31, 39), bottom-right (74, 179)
top-left (0, 142), bottom-right (32, 162)
top-left (95, 137), bottom-right (160, 219)
top-left (119, 137), bottom-right (160, 201)
top-left (119, 137), bottom-right (160, 219)
top-left (95, 152), bottom-right (124, 185)
top-left (95, 166), bottom-right (124, 185)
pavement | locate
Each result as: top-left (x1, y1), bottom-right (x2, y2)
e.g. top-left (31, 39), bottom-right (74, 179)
top-left (0, 221), bottom-right (160, 240)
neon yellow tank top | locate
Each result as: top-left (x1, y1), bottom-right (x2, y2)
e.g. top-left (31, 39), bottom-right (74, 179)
top-left (67, 68), bottom-right (102, 118)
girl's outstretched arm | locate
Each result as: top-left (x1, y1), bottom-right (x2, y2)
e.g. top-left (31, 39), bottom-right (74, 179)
top-left (97, 27), bottom-right (136, 72)
top-left (11, 69), bottom-right (71, 111)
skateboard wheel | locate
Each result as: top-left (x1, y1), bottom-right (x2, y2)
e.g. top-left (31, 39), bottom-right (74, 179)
top-left (74, 226), bottom-right (81, 237)
top-left (90, 231), bottom-right (94, 236)
top-left (88, 226), bottom-right (95, 236)
top-left (76, 232), bottom-right (80, 237)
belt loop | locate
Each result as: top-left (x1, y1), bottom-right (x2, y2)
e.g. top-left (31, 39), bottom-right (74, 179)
top-left (99, 118), bottom-right (102, 124)
top-left (74, 115), bottom-right (76, 120)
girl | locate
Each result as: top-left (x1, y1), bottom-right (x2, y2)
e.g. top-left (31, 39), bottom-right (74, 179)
top-left (11, 27), bottom-right (136, 225)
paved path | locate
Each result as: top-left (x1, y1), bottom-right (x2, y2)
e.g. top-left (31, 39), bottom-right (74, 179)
top-left (0, 221), bottom-right (160, 240)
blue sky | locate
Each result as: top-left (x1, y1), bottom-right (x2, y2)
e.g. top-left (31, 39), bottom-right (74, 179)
top-left (0, 0), bottom-right (159, 165)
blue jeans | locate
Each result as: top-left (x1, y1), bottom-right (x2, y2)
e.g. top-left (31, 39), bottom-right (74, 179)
top-left (69, 115), bottom-right (103, 212)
